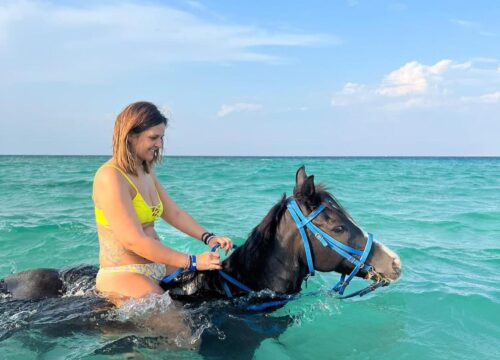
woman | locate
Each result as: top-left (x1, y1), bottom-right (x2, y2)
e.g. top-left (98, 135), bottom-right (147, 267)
top-left (93, 101), bottom-right (233, 306)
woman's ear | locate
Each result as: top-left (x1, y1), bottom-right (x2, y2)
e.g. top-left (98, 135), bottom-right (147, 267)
top-left (127, 133), bottom-right (138, 146)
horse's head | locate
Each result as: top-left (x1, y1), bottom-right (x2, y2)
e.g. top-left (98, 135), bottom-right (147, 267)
top-left (224, 166), bottom-right (401, 297)
top-left (284, 166), bottom-right (401, 288)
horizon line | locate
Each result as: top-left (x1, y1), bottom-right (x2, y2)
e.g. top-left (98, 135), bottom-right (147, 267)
top-left (1, 154), bottom-right (499, 158)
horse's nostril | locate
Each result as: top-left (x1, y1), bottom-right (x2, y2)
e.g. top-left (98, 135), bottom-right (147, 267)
top-left (392, 257), bottom-right (401, 271)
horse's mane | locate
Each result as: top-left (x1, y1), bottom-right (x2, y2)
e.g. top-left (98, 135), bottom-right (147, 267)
top-left (229, 184), bottom-right (348, 273)
top-left (230, 193), bottom-right (288, 272)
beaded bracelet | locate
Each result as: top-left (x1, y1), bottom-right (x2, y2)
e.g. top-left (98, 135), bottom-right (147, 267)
top-left (206, 235), bottom-right (217, 246)
top-left (201, 232), bottom-right (216, 245)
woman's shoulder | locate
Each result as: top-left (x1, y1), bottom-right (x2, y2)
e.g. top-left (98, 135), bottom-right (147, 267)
top-left (94, 162), bottom-right (125, 187)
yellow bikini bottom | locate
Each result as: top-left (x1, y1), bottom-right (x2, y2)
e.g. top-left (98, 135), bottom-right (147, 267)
top-left (97, 263), bottom-right (167, 282)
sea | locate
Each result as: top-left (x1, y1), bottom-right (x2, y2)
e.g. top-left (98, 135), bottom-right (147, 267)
top-left (0, 156), bottom-right (499, 359)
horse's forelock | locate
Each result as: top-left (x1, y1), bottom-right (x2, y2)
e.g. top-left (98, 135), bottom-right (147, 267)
top-left (318, 186), bottom-right (354, 222)
top-left (295, 184), bottom-right (351, 219)
top-left (294, 183), bottom-right (327, 208)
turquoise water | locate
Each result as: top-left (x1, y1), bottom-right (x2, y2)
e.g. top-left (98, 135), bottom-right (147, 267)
top-left (1, 156), bottom-right (499, 359)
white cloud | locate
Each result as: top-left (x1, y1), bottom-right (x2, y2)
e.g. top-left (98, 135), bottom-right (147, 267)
top-left (382, 98), bottom-right (429, 111)
top-left (332, 82), bottom-right (371, 107)
top-left (332, 58), bottom-right (500, 111)
top-left (0, 1), bottom-right (336, 83)
top-left (450, 18), bottom-right (497, 37)
top-left (471, 57), bottom-right (498, 64)
top-left (452, 61), bottom-right (472, 70)
top-left (461, 91), bottom-right (500, 104)
top-left (340, 82), bottom-right (365, 94)
top-left (184, 1), bottom-right (207, 11)
top-left (450, 19), bottom-right (476, 28)
top-left (376, 60), bottom-right (452, 97)
top-left (478, 91), bottom-right (500, 103)
top-left (217, 103), bottom-right (262, 117)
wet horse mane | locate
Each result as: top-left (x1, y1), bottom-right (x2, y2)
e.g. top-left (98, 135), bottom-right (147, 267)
top-left (243, 194), bottom-right (288, 253)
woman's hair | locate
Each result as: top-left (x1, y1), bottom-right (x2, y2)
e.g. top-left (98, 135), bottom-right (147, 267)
top-left (112, 101), bottom-right (168, 175)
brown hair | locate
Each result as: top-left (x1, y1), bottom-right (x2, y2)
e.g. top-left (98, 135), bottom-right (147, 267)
top-left (112, 101), bottom-right (168, 175)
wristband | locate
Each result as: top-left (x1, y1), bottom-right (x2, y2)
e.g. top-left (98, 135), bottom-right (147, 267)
top-left (189, 255), bottom-right (197, 272)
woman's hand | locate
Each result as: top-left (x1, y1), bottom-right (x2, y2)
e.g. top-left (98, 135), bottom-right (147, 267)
top-left (207, 236), bottom-right (234, 254)
top-left (196, 251), bottom-right (222, 271)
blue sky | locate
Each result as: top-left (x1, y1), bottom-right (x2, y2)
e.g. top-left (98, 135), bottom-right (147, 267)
top-left (0, 0), bottom-right (499, 156)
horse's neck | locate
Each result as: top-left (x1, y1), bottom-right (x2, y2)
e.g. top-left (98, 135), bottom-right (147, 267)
top-left (169, 232), bottom-right (308, 299)
top-left (222, 232), bottom-right (308, 295)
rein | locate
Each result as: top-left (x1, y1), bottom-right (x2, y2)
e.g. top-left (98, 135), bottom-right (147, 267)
top-left (161, 196), bottom-right (386, 310)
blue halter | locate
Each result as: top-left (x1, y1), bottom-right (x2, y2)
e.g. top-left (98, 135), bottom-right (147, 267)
top-left (286, 197), bottom-right (374, 295)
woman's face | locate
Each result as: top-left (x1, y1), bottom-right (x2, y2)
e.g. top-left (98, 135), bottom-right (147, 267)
top-left (131, 123), bottom-right (166, 163)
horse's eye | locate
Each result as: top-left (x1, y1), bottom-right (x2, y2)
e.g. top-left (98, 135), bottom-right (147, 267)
top-left (332, 225), bottom-right (346, 234)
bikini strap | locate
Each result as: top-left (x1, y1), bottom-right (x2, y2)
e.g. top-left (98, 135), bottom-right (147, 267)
top-left (103, 164), bottom-right (139, 193)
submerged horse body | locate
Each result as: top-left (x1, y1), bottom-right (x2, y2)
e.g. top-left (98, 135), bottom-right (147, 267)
top-left (1, 166), bottom-right (401, 304)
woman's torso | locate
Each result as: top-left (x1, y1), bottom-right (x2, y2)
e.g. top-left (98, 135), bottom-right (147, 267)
top-left (93, 161), bottom-right (163, 268)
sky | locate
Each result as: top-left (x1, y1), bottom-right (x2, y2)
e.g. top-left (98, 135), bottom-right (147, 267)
top-left (0, 0), bottom-right (499, 156)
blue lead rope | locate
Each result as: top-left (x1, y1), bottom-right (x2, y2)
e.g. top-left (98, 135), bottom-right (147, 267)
top-left (161, 267), bottom-right (184, 285)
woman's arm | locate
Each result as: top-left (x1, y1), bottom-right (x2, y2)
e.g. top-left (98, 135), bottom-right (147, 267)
top-left (94, 166), bottom-right (191, 268)
top-left (152, 174), bottom-right (233, 252)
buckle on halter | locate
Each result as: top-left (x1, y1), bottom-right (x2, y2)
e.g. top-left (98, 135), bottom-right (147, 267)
top-left (314, 233), bottom-right (323, 241)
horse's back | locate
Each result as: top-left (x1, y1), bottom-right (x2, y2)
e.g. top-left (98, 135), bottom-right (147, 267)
top-left (1, 265), bottom-right (99, 300)
top-left (2, 268), bottom-right (63, 300)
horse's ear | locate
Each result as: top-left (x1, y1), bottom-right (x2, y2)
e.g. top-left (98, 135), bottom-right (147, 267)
top-left (294, 164), bottom-right (316, 199)
top-left (295, 166), bottom-right (308, 193)
top-left (301, 175), bottom-right (316, 199)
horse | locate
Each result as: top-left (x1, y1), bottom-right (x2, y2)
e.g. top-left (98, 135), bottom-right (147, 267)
top-left (1, 166), bottom-right (401, 304)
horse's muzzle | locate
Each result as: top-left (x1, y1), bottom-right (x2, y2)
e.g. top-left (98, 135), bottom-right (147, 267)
top-left (382, 256), bottom-right (402, 282)
top-left (392, 257), bottom-right (402, 279)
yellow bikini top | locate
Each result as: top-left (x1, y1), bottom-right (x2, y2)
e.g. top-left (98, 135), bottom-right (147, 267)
top-left (94, 165), bottom-right (163, 226)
